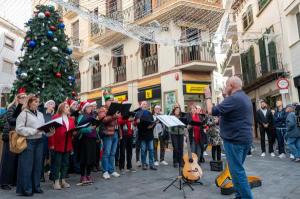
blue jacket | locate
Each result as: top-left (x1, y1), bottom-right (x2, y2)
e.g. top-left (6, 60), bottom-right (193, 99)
top-left (286, 112), bottom-right (300, 138)
top-left (274, 108), bottom-right (287, 128)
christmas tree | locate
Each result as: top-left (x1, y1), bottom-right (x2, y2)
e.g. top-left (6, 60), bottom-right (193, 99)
top-left (10, 5), bottom-right (78, 103)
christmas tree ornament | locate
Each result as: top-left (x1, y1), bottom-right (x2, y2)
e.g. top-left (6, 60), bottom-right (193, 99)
top-left (41, 42), bottom-right (45, 46)
top-left (51, 46), bottom-right (58, 53)
top-left (20, 72), bottom-right (28, 80)
top-left (42, 23), bottom-right (45, 27)
top-left (65, 56), bottom-right (70, 60)
top-left (26, 37), bottom-right (31, 42)
top-left (68, 76), bottom-right (73, 81)
top-left (60, 88), bottom-right (64, 92)
top-left (38, 12), bottom-right (45, 18)
top-left (49, 25), bottom-right (56, 31)
top-left (42, 83), bottom-right (45, 88)
top-left (29, 55), bottom-right (32, 59)
top-left (49, 5), bottom-right (55, 11)
top-left (34, 36), bottom-right (38, 40)
top-left (30, 68), bottom-right (33, 71)
top-left (66, 48), bottom-right (73, 55)
top-left (48, 21), bottom-right (51, 24)
top-left (72, 91), bottom-right (76, 96)
top-left (53, 38), bottom-right (58, 42)
top-left (69, 83), bottom-right (73, 86)
top-left (36, 77), bottom-right (40, 81)
top-left (58, 23), bottom-right (65, 29)
top-left (38, 68), bottom-right (42, 71)
top-left (45, 11), bottom-right (51, 17)
top-left (58, 18), bottom-right (63, 23)
top-left (55, 72), bottom-right (62, 78)
top-left (15, 60), bottom-right (21, 66)
top-left (28, 40), bottom-right (36, 48)
top-left (47, 30), bottom-right (54, 38)
top-left (20, 57), bottom-right (24, 61)
top-left (40, 57), bottom-right (45, 60)
top-left (37, 90), bottom-right (40, 94)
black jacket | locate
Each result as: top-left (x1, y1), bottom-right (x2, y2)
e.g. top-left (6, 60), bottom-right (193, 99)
top-left (256, 109), bottom-right (273, 128)
top-left (2, 103), bottom-right (23, 141)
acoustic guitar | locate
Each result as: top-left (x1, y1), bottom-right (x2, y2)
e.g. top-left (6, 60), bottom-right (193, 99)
top-left (182, 128), bottom-right (203, 182)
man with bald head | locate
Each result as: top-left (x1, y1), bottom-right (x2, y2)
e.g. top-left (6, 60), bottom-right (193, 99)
top-left (205, 76), bottom-right (253, 199)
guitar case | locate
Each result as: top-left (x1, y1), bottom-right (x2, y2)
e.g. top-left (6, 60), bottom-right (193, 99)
top-left (215, 163), bottom-right (262, 195)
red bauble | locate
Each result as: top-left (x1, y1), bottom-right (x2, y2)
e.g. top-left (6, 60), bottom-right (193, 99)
top-left (49, 25), bottom-right (56, 31)
top-left (45, 11), bottom-right (51, 17)
top-left (55, 72), bottom-right (62, 78)
top-left (26, 37), bottom-right (31, 42)
top-left (72, 91), bottom-right (76, 96)
top-left (58, 18), bottom-right (63, 23)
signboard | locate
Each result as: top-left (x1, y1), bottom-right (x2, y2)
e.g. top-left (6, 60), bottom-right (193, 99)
top-left (145, 89), bottom-right (153, 99)
top-left (276, 78), bottom-right (289, 90)
top-left (114, 95), bottom-right (127, 102)
top-left (280, 89), bottom-right (289, 94)
top-left (185, 84), bottom-right (207, 94)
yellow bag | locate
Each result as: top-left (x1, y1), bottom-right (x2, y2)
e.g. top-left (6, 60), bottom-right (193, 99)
top-left (9, 131), bottom-right (27, 154)
top-left (9, 112), bottom-right (28, 154)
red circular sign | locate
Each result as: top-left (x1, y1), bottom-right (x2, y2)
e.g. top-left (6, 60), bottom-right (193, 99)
top-left (276, 78), bottom-right (289, 89)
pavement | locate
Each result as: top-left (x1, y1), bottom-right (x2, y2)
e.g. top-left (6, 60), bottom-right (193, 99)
top-left (1, 146), bottom-right (300, 199)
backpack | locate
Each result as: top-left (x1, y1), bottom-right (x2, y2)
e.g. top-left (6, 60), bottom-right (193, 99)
top-left (9, 112), bottom-right (27, 154)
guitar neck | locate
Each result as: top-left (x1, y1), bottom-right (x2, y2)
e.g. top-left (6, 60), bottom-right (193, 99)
top-left (184, 129), bottom-right (193, 160)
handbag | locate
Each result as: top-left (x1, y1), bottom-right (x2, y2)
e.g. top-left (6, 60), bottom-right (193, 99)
top-left (9, 112), bottom-right (28, 154)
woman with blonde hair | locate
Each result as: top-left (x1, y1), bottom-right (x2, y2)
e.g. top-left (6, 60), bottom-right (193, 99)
top-left (48, 102), bottom-right (75, 190)
top-left (0, 89), bottom-right (26, 190)
top-left (15, 94), bottom-right (54, 196)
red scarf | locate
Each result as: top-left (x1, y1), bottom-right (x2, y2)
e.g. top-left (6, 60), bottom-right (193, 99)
top-left (192, 114), bottom-right (201, 144)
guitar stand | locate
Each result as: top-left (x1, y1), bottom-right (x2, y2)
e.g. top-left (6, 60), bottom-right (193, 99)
top-left (163, 174), bottom-right (193, 199)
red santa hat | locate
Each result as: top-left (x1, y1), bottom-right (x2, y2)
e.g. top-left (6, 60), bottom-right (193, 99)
top-left (18, 87), bottom-right (26, 95)
top-left (79, 101), bottom-right (91, 111)
top-left (66, 99), bottom-right (78, 107)
top-left (87, 99), bottom-right (97, 106)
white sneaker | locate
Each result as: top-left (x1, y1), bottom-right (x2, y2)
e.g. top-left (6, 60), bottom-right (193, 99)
top-left (247, 154), bottom-right (253, 158)
top-left (295, 158), bottom-right (300, 162)
top-left (290, 154), bottom-right (295, 159)
top-left (278, 153), bottom-right (286, 159)
top-left (111, 172), bottom-right (120, 178)
top-left (203, 151), bottom-right (209, 156)
top-left (261, 152), bottom-right (266, 157)
top-left (270, 152), bottom-right (276, 157)
top-left (136, 161), bottom-right (142, 167)
top-left (103, 172), bottom-right (110, 180)
top-left (154, 161), bottom-right (159, 166)
top-left (160, 160), bottom-right (168, 166)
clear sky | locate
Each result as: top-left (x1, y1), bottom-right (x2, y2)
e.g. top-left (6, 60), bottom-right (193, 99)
top-left (0, 0), bottom-right (32, 30)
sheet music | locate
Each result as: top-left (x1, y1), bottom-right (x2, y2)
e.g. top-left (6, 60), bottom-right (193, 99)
top-left (156, 115), bottom-right (186, 128)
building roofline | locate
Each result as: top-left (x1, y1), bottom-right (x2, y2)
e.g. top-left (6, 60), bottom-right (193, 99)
top-left (0, 16), bottom-right (26, 37)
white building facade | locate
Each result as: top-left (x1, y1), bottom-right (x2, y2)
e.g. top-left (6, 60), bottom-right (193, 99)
top-left (0, 17), bottom-right (25, 107)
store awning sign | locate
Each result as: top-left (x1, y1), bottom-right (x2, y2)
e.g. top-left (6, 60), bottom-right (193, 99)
top-left (115, 95), bottom-right (127, 102)
top-left (186, 84), bottom-right (207, 94)
top-left (145, 89), bottom-right (153, 99)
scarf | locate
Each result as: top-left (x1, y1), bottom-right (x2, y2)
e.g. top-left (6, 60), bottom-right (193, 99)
top-left (192, 114), bottom-right (201, 144)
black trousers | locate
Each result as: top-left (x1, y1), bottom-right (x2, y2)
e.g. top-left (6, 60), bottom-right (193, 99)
top-left (171, 134), bottom-right (184, 166)
top-left (211, 145), bottom-right (221, 161)
top-left (259, 127), bottom-right (275, 153)
top-left (119, 137), bottom-right (133, 170)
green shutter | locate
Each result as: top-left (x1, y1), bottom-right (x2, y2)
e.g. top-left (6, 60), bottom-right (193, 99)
top-left (241, 53), bottom-right (248, 84)
top-left (258, 37), bottom-right (268, 74)
top-left (248, 46), bottom-right (256, 81)
top-left (268, 41), bottom-right (278, 70)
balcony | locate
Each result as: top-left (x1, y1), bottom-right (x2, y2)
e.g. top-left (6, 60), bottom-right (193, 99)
top-left (221, 43), bottom-right (240, 74)
top-left (63, 0), bottom-right (79, 19)
top-left (91, 0), bottom-right (224, 46)
top-left (70, 37), bottom-right (84, 59)
top-left (243, 54), bottom-right (285, 93)
top-left (114, 64), bottom-right (126, 83)
top-left (175, 45), bottom-right (216, 71)
top-left (142, 54), bottom-right (158, 76)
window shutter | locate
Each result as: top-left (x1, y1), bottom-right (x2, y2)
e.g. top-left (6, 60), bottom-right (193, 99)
top-left (268, 41), bottom-right (278, 70)
top-left (248, 46), bottom-right (256, 81)
top-left (258, 37), bottom-right (268, 74)
top-left (240, 53), bottom-right (248, 84)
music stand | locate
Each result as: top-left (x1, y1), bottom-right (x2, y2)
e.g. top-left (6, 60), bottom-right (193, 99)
top-left (156, 115), bottom-right (197, 198)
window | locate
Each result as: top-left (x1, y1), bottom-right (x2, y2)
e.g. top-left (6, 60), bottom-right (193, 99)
top-left (112, 46), bottom-right (126, 82)
top-left (2, 60), bottom-right (13, 74)
top-left (297, 12), bottom-right (300, 38)
top-left (258, 0), bottom-right (270, 11)
top-left (240, 46), bottom-right (256, 85)
top-left (71, 20), bottom-right (79, 46)
top-left (4, 35), bottom-right (14, 49)
top-left (141, 43), bottom-right (158, 75)
top-left (107, 0), bottom-right (122, 20)
top-left (90, 7), bottom-right (100, 36)
top-left (242, 6), bottom-right (253, 31)
top-left (91, 55), bottom-right (101, 89)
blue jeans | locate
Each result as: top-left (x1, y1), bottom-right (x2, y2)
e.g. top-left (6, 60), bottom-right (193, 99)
top-left (141, 140), bottom-right (154, 167)
top-left (223, 141), bottom-right (253, 199)
top-left (276, 128), bottom-right (287, 154)
top-left (286, 138), bottom-right (300, 158)
top-left (102, 131), bottom-right (118, 173)
top-left (16, 138), bottom-right (43, 195)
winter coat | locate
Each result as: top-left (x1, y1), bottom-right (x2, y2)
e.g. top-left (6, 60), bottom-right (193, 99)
top-left (16, 109), bottom-right (45, 139)
top-left (48, 114), bottom-right (75, 153)
top-left (286, 112), bottom-right (300, 138)
top-left (2, 104), bottom-right (22, 141)
top-left (118, 117), bottom-right (133, 137)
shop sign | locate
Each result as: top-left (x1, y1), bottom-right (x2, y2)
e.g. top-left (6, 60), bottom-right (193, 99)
top-left (145, 89), bottom-right (153, 99)
top-left (114, 95), bottom-right (127, 102)
top-left (185, 84), bottom-right (207, 94)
